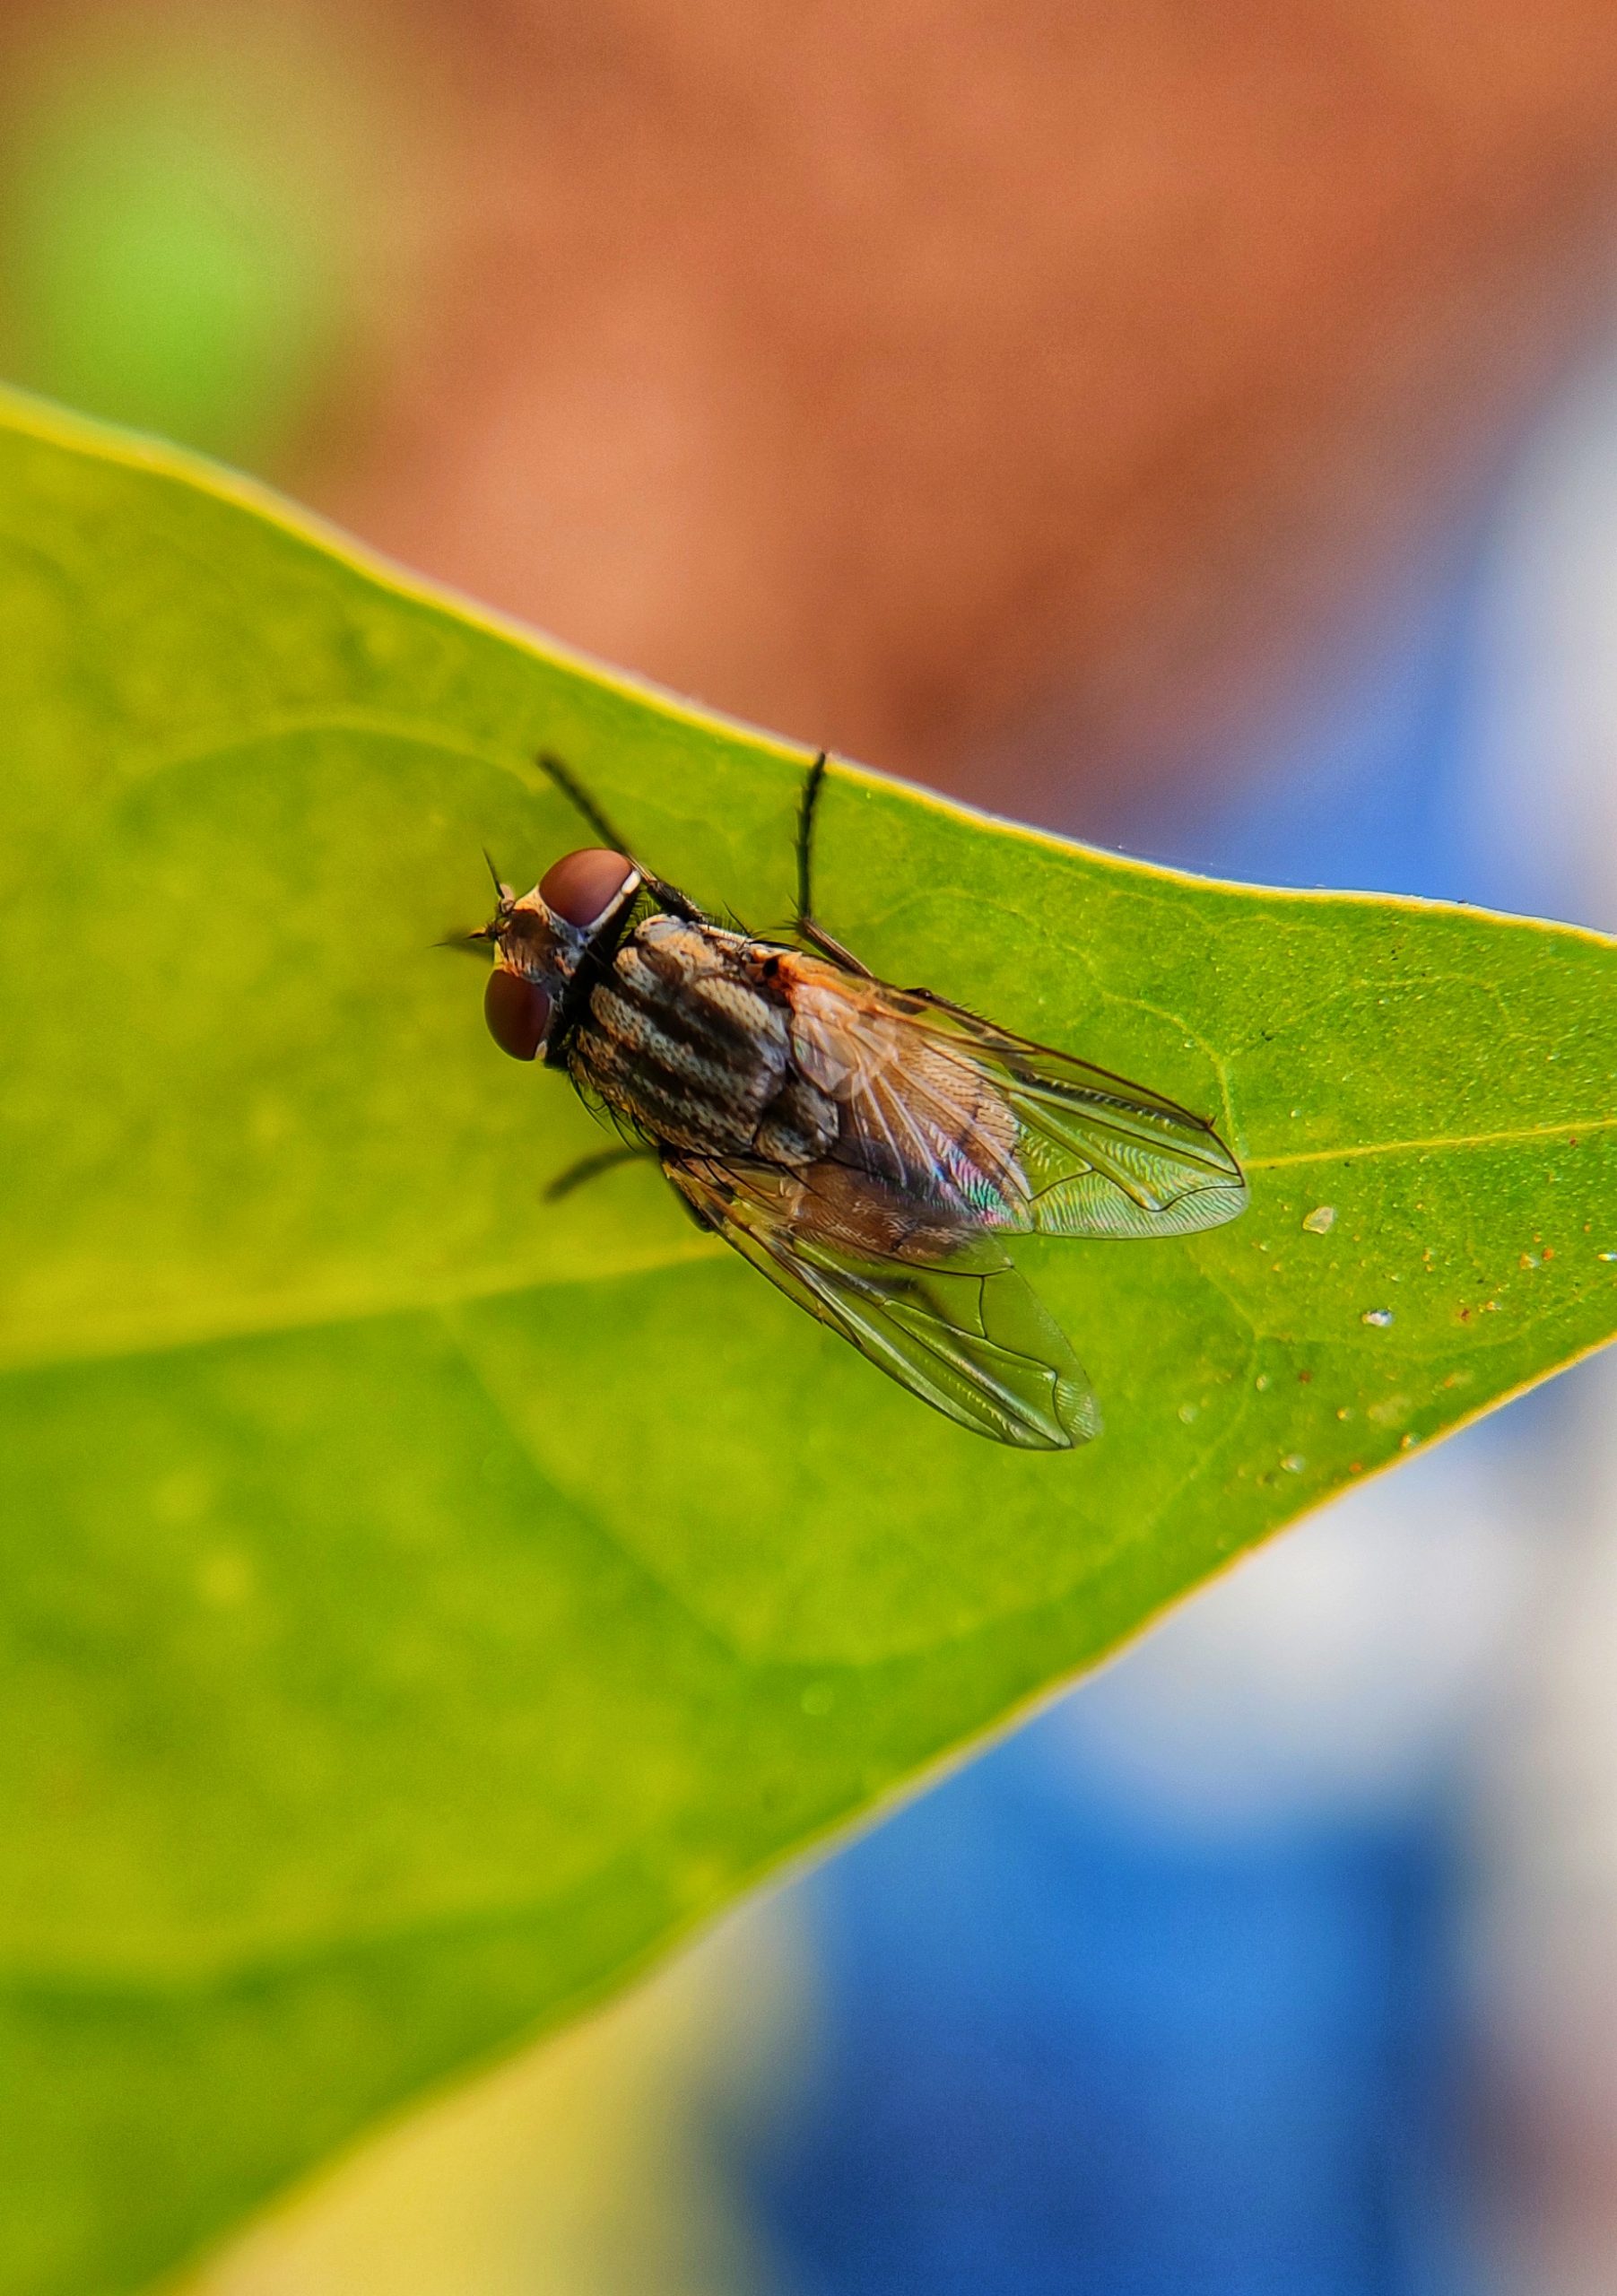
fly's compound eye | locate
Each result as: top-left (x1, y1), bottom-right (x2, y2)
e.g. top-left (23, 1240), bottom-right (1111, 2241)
top-left (484, 967), bottom-right (552, 1060)
top-left (540, 848), bottom-right (634, 929)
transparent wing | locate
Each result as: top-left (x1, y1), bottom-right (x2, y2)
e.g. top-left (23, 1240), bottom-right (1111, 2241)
top-left (779, 956), bottom-right (1248, 1241)
top-left (973, 1023), bottom-right (1249, 1239)
top-left (665, 1156), bottom-right (1100, 1451)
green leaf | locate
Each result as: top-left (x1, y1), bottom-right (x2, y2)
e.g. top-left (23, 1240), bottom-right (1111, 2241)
top-left (0, 387), bottom-right (1612, 2296)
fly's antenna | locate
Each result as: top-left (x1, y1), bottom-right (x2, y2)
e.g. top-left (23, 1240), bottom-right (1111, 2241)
top-left (437, 849), bottom-right (508, 952)
top-left (536, 750), bottom-right (632, 854)
top-left (795, 750), bottom-right (830, 930)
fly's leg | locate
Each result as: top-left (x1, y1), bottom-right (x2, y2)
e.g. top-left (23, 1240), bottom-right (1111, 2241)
top-left (895, 983), bottom-right (1002, 1031)
top-left (794, 750), bottom-right (872, 976)
top-left (535, 750), bottom-right (708, 923)
top-left (659, 1154), bottom-right (717, 1231)
top-left (799, 918), bottom-right (868, 971)
top-left (646, 871), bottom-right (711, 923)
top-left (536, 750), bottom-right (631, 852)
top-left (794, 748), bottom-right (825, 925)
top-left (543, 1144), bottom-right (658, 1203)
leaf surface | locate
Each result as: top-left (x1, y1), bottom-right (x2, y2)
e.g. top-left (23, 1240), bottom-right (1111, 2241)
top-left (0, 391), bottom-right (1613, 2295)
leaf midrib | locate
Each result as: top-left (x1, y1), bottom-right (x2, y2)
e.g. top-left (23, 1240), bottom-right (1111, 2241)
top-left (1, 1116), bottom-right (1610, 1382)
top-left (1246, 1113), bottom-right (1615, 1170)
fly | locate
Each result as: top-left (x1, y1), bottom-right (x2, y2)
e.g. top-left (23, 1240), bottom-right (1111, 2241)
top-left (466, 751), bottom-right (1248, 1449)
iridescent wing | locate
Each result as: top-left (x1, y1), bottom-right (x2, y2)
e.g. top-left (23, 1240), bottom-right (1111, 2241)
top-left (778, 954), bottom-right (1247, 1239)
top-left (664, 1155), bottom-right (1100, 1450)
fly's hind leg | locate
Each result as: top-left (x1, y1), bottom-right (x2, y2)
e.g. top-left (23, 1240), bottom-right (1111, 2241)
top-left (895, 983), bottom-right (1003, 1031)
top-left (543, 1144), bottom-right (659, 1203)
top-left (798, 918), bottom-right (869, 973)
top-left (794, 750), bottom-right (872, 976)
top-left (659, 1153), bottom-right (718, 1231)
top-left (546, 1144), bottom-right (721, 1238)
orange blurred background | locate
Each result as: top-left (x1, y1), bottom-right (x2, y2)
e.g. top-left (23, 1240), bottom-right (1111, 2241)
top-left (7, 0), bottom-right (1617, 825)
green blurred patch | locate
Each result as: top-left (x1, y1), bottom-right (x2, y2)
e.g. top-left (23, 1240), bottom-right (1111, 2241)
top-left (0, 19), bottom-right (365, 465)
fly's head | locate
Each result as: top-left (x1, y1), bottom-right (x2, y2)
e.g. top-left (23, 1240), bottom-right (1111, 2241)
top-left (479, 847), bottom-right (639, 1061)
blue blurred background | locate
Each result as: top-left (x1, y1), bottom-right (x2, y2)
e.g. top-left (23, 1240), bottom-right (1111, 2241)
top-left (4, 4), bottom-right (1615, 2291)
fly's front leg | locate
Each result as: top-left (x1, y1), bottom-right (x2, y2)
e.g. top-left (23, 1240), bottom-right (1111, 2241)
top-left (794, 750), bottom-right (872, 977)
top-left (536, 751), bottom-right (632, 853)
top-left (636, 868), bottom-right (710, 926)
top-left (536, 749), bottom-right (709, 924)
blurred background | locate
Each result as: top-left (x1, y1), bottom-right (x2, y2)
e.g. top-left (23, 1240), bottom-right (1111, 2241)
top-left (4, 1), bottom-right (1615, 2288)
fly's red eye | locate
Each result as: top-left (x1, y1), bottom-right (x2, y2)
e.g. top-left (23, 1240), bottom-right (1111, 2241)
top-left (540, 848), bottom-right (633, 928)
top-left (484, 968), bottom-right (551, 1060)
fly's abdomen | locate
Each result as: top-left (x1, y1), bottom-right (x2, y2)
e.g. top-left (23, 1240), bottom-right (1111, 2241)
top-left (571, 917), bottom-right (836, 1162)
